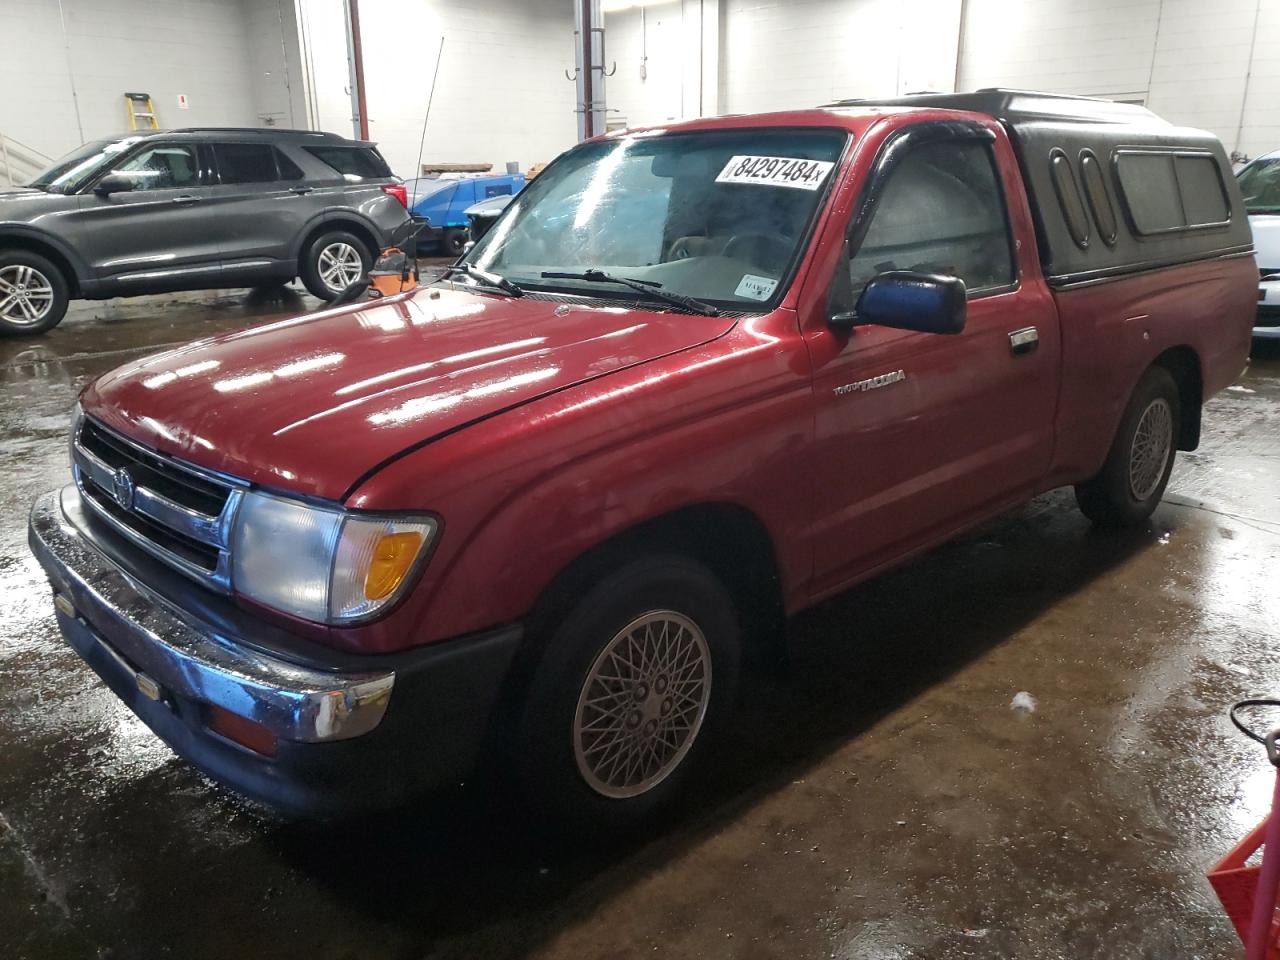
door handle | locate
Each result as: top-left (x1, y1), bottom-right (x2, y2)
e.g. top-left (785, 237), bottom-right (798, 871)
top-left (1008, 326), bottom-right (1039, 356)
top-left (172, 195), bottom-right (202, 205)
top-left (290, 186), bottom-right (314, 195)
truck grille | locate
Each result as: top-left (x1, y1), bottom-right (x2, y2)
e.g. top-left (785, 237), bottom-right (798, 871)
top-left (72, 417), bottom-right (244, 591)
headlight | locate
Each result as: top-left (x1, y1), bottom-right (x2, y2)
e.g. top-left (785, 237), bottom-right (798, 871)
top-left (230, 491), bottom-right (436, 624)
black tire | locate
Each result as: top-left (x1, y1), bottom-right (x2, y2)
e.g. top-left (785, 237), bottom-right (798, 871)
top-left (442, 227), bottom-right (469, 257)
top-left (515, 554), bottom-right (741, 833)
top-left (1075, 365), bottom-right (1181, 527)
top-left (0, 250), bottom-right (69, 336)
top-left (300, 230), bottom-right (372, 301)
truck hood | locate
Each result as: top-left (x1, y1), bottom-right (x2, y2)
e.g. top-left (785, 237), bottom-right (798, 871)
top-left (83, 287), bottom-right (736, 502)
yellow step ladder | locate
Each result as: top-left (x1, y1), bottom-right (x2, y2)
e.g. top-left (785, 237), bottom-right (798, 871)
top-left (124, 92), bottom-right (159, 130)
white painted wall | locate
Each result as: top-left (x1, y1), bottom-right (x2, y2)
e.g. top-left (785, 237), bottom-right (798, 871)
top-left (719, 0), bottom-right (961, 114)
top-left (958, 0), bottom-right (1280, 159)
top-left (296, 0), bottom-right (578, 178)
top-left (0, 0), bottom-right (267, 161)
top-left (242, 0), bottom-right (308, 129)
top-left (605, 0), bottom-right (719, 129)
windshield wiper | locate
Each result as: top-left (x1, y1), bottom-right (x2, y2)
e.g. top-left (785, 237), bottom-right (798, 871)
top-left (541, 269), bottom-right (719, 316)
top-left (443, 263), bottom-right (524, 297)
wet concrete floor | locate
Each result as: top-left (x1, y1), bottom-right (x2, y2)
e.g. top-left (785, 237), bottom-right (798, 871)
top-left (2, 285), bottom-right (1279, 959)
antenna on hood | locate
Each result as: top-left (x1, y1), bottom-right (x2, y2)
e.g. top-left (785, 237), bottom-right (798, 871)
top-left (406, 35), bottom-right (446, 284)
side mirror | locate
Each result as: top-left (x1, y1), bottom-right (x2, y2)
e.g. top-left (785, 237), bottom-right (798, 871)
top-left (831, 270), bottom-right (967, 335)
top-left (93, 173), bottom-right (136, 196)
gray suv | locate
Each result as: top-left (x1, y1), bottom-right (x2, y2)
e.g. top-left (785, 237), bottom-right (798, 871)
top-left (0, 128), bottom-right (411, 335)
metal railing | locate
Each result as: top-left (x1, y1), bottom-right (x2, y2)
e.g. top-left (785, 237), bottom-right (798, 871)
top-left (0, 133), bottom-right (52, 187)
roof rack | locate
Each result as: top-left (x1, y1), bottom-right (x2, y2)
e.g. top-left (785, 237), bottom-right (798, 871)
top-left (821, 88), bottom-right (1165, 127)
top-left (165, 127), bottom-right (349, 139)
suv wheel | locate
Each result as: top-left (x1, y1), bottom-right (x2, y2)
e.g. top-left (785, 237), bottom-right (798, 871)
top-left (301, 230), bottom-right (372, 301)
top-left (516, 555), bottom-right (741, 832)
top-left (0, 252), bottom-right (69, 336)
top-left (1075, 365), bottom-right (1181, 527)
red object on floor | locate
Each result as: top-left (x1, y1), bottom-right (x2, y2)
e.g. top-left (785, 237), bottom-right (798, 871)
top-left (1209, 773), bottom-right (1280, 959)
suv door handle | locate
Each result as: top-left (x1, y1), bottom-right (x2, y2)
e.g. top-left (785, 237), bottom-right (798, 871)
top-left (1008, 326), bottom-right (1039, 356)
top-left (289, 186), bottom-right (314, 195)
top-left (172, 195), bottom-right (202, 205)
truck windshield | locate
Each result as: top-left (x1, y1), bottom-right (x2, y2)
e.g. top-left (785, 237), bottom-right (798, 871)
top-left (27, 137), bottom-right (144, 194)
top-left (1238, 157), bottom-right (1280, 215)
top-left (463, 129), bottom-right (847, 309)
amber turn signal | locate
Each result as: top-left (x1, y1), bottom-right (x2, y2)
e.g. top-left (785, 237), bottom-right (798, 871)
top-left (363, 531), bottom-right (424, 601)
top-left (205, 705), bottom-right (278, 757)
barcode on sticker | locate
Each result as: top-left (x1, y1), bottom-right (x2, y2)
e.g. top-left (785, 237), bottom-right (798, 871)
top-left (735, 274), bottom-right (777, 301)
top-left (716, 155), bottom-right (835, 191)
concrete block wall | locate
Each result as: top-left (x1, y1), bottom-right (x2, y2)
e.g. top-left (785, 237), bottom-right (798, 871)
top-left (959, 0), bottom-right (1280, 159)
top-left (719, 0), bottom-right (961, 114)
top-left (0, 0), bottom-right (264, 160)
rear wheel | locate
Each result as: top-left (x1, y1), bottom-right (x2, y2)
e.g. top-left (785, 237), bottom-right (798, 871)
top-left (516, 555), bottom-right (741, 832)
top-left (1075, 366), bottom-right (1181, 527)
top-left (300, 230), bottom-right (371, 301)
top-left (442, 228), bottom-right (469, 257)
top-left (0, 251), bottom-right (69, 336)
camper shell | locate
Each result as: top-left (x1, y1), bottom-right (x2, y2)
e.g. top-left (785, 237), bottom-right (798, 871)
top-left (824, 89), bottom-right (1253, 288)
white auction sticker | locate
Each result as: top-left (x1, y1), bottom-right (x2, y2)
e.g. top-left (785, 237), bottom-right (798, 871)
top-left (735, 274), bottom-right (778, 301)
top-left (715, 155), bottom-right (835, 191)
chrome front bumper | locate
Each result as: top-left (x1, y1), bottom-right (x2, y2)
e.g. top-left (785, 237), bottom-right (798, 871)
top-left (28, 486), bottom-right (394, 743)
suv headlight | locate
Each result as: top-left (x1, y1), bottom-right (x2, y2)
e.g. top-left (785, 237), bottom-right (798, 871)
top-left (231, 491), bottom-right (437, 624)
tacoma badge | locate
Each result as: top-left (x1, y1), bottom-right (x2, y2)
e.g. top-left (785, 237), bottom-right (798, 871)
top-left (834, 369), bottom-right (906, 397)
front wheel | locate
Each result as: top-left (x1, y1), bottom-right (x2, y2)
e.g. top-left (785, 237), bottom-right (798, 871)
top-left (1075, 366), bottom-right (1181, 527)
top-left (0, 251), bottom-right (69, 336)
top-left (300, 230), bottom-right (372, 301)
top-left (515, 555), bottom-right (741, 832)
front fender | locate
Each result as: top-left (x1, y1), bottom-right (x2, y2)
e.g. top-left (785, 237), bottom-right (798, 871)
top-left (338, 318), bottom-right (816, 652)
top-left (0, 224), bottom-right (93, 289)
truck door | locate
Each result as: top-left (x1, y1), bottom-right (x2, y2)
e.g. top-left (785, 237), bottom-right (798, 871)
top-left (804, 122), bottom-right (1059, 594)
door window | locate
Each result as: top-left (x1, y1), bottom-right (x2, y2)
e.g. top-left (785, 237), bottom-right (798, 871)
top-left (849, 140), bottom-right (1015, 295)
top-left (213, 143), bottom-right (281, 184)
top-left (114, 144), bottom-right (199, 190)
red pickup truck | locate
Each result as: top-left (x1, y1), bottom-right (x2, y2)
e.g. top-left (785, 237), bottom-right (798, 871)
top-left (30, 90), bottom-right (1255, 824)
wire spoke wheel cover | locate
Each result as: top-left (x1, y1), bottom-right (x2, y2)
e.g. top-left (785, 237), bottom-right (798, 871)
top-left (0, 264), bottom-right (55, 326)
top-left (573, 610), bottom-right (713, 799)
top-left (1128, 397), bottom-right (1173, 501)
top-left (317, 242), bottom-right (363, 293)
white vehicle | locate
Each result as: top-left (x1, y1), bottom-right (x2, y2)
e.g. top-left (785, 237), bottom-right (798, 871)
top-left (1237, 152), bottom-right (1280, 339)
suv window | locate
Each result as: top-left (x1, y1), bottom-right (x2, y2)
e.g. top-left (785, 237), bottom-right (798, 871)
top-left (213, 143), bottom-right (283, 185)
top-left (303, 145), bottom-right (392, 180)
top-left (849, 140), bottom-right (1014, 295)
top-left (115, 143), bottom-right (199, 190)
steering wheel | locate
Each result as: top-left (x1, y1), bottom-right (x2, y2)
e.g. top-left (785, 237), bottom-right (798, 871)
top-left (722, 233), bottom-right (794, 268)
